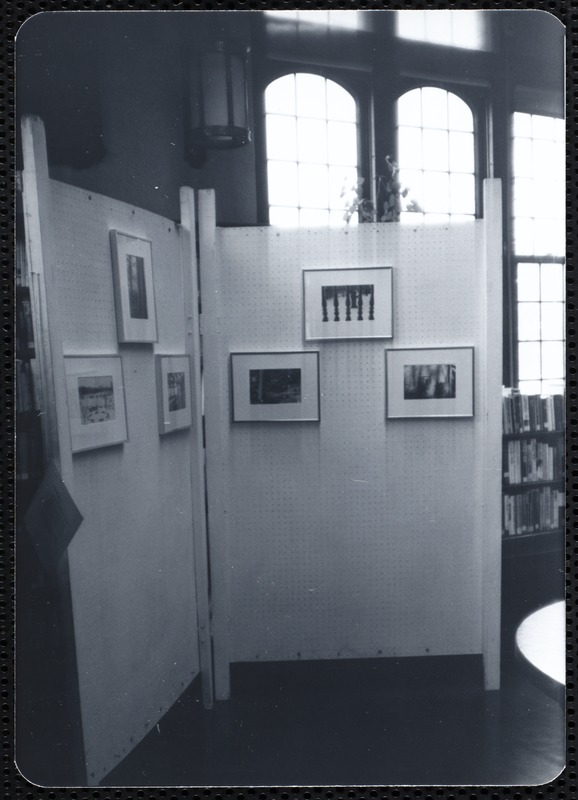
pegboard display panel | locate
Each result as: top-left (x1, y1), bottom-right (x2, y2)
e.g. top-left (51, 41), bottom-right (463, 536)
top-left (201, 218), bottom-right (497, 667)
top-left (47, 180), bottom-right (200, 783)
top-left (50, 180), bottom-right (186, 355)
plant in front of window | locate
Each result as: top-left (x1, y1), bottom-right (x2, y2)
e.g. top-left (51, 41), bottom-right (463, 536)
top-left (341, 176), bottom-right (376, 223)
top-left (378, 156), bottom-right (413, 221)
top-left (342, 157), bottom-right (422, 224)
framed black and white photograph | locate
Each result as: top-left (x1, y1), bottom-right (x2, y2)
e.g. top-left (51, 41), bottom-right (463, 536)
top-left (231, 351), bottom-right (320, 422)
top-left (303, 267), bottom-right (393, 341)
top-left (110, 230), bottom-right (157, 343)
top-left (386, 347), bottom-right (474, 419)
top-left (155, 355), bottom-right (192, 435)
top-left (64, 356), bottom-right (128, 452)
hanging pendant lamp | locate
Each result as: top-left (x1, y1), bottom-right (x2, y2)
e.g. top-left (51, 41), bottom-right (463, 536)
top-left (188, 40), bottom-right (251, 154)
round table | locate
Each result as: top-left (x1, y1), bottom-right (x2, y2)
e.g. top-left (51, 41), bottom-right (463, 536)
top-left (515, 600), bottom-right (565, 702)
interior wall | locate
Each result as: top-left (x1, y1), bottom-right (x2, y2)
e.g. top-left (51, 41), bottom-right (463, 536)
top-left (45, 178), bottom-right (201, 783)
top-left (500, 10), bottom-right (565, 115)
top-left (16, 12), bottom-right (258, 225)
top-left (200, 203), bottom-right (501, 688)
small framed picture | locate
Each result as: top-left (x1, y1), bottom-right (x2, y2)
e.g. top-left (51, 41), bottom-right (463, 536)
top-left (303, 266), bottom-right (393, 341)
top-left (155, 355), bottom-right (192, 435)
top-left (230, 351), bottom-right (320, 423)
top-left (386, 347), bottom-right (474, 419)
top-left (110, 230), bottom-right (157, 343)
top-left (64, 356), bottom-right (128, 452)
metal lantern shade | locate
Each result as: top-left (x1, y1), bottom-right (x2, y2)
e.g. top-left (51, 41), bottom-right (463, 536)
top-left (190, 43), bottom-right (250, 149)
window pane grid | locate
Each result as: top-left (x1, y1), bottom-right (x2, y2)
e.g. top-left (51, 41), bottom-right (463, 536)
top-left (512, 112), bottom-right (565, 258)
top-left (516, 260), bottom-right (565, 396)
top-left (395, 10), bottom-right (489, 51)
top-left (512, 112), bottom-right (565, 395)
top-left (397, 88), bottom-right (475, 223)
top-left (266, 10), bottom-right (361, 31)
top-left (266, 73), bottom-right (359, 226)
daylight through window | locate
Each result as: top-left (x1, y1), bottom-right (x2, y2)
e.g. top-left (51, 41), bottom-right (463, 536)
top-left (265, 73), bottom-right (359, 227)
top-left (512, 112), bottom-right (565, 395)
top-left (396, 87), bottom-right (476, 223)
top-left (395, 10), bottom-right (490, 51)
top-left (265, 10), bottom-right (361, 31)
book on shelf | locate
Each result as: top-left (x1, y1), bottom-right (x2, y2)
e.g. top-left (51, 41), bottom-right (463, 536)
top-left (503, 487), bottom-right (564, 537)
top-left (16, 359), bottom-right (36, 413)
top-left (16, 411), bottom-right (43, 486)
top-left (502, 389), bottom-right (565, 539)
top-left (16, 286), bottom-right (35, 360)
top-left (16, 239), bottom-right (28, 288)
top-left (503, 437), bottom-right (564, 485)
top-left (502, 390), bottom-right (564, 435)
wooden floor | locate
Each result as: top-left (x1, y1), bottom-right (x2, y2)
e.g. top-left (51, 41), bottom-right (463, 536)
top-left (16, 541), bottom-right (566, 789)
top-left (99, 653), bottom-right (564, 787)
top-left (102, 542), bottom-right (566, 788)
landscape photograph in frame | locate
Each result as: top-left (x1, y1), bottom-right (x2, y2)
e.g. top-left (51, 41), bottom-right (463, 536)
top-left (231, 351), bottom-right (320, 422)
top-left (386, 347), bottom-right (474, 419)
top-left (64, 356), bottom-right (128, 452)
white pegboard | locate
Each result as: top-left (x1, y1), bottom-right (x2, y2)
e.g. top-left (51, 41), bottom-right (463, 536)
top-left (50, 180), bottom-right (186, 355)
top-left (201, 213), bottom-right (499, 672)
top-left (47, 179), bottom-right (200, 783)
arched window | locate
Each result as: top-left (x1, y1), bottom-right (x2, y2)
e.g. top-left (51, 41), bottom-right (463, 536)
top-left (265, 72), bottom-right (359, 226)
top-left (396, 87), bottom-right (476, 223)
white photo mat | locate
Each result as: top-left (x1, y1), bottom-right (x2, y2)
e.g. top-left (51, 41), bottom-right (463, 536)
top-left (110, 230), bottom-right (157, 343)
top-left (303, 266), bottom-right (393, 340)
top-left (231, 351), bottom-right (320, 422)
top-left (65, 356), bottom-right (128, 452)
top-left (155, 355), bottom-right (192, 434)
top-left (386, 347), bottom-right (474, 419)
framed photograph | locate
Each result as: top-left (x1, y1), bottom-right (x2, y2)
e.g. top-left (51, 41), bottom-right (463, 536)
top-left (64, 356), bottom-right (128, 452)
top-left (110, 230), bottom-right (157, 343)
top-left (155, 355), bottom-right (192, 435)
top-left (230, 351), bottom-right (320, 423)
top-left (303, 266), bottom-right (393, 341)
top-left (386, 347), bottom-right (474, 419)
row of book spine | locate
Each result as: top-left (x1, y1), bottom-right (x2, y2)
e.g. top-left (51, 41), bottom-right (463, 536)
top-left (16, 359), bottom-right (37, 413)
top-left (503, 487), bottom-right (564, 536)
top-left (16, 286), bottom-right (35, 360)
top-left (503, 437), bottom-right (564, 486)
top-left (502, 392), bottom-right (564, 434)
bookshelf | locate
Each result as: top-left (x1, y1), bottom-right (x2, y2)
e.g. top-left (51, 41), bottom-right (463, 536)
top-left (16, 193), bottom-right (44, 510)
top-left (502, 391), bottom-right (564, 555)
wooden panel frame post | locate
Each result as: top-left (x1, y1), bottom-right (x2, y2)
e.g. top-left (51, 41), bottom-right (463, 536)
top-left (179, 187), bottom-right (214, 708)
top-left (481, 177), bottom-right (503, 691)
top-left (197, 189), bottom-right (232, 701)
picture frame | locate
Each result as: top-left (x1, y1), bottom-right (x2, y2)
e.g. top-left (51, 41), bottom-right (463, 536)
top-left (110, 230), bottom-right (157, 343)
top-left (303, 266), bottom-right (393, 341)
top-left (64, 356), bottom-right (128, 452)
top-left (230, 351), bottom-right (320, 423)
top-left (386, 347), bottom-right (475, 419)
top-left (155, 355), bottom-right (192, 435)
